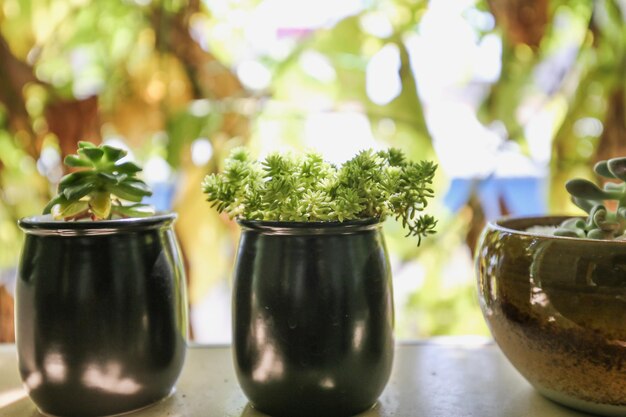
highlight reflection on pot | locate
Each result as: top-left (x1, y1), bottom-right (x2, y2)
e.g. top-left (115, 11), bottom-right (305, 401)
top-left (251, 315), bottom-right (285, 383)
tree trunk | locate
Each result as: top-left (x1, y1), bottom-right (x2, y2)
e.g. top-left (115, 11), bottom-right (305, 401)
top-left (595, 88), bottom-right (626, 163)
top-left (0, 286), bottom-right (15, 343)
top-left (487, 0), bottom-right (549, 48)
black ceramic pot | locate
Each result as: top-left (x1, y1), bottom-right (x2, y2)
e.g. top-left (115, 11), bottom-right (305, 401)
top-left (233, 218), bottom-right (394, 417)
top-left (16, 213), bottom-right (188, 417)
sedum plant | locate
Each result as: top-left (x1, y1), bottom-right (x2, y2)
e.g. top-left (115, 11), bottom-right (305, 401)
top-left (555, 157), bottom-right (626, 239)
top-left (202, 148), bottom-right (437, 244)
top-left (43, 141), bottom-right (154, 220)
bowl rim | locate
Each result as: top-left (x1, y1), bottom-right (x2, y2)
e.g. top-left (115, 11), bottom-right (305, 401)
top-left (488, 215), bottom-right (626, 243)
top-left (18, 212), bottom-right (177, 236)
top-left (236, 217), bottom-right (382, 235)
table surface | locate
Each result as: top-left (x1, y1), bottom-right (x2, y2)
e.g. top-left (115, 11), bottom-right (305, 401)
top-left (0, 339), bottom-right (597, 417)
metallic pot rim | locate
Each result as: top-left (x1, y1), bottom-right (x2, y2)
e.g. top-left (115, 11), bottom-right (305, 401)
top-left (18, 212), bottom-right (177, 236)
top-left (489, 215), bottom-right (626, 244)
top-left (237, 217), bottom-right (382, 235)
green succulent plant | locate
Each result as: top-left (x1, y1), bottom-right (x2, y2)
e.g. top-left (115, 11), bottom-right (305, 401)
top-left (202, 147), bottom-right (438, 244)
top-left (43, 141), bottom-right (154, 220)
top-left (555, 157), bottom-right (626, 239)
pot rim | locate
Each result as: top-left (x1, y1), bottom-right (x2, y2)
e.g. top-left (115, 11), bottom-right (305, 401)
top-left (489, 215), bottom-right (626, 243)
top-left (237, 217), bottom-right (382, 235)
top-left (18, 212), bottom-right (177, 236)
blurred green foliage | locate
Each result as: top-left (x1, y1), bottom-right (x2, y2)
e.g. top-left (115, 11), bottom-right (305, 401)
top-left (0, 0), bottom-right (625, 340)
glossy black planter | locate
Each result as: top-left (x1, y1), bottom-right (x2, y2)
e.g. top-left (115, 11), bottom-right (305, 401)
top-left (16, 213), bottom-right (188, 417)
top-left (233, 219), bottom-right (394, 417)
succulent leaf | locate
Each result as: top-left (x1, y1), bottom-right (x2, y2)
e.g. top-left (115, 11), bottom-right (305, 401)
top-left (594, 161), bottom-right (616, 179)
top-left (558, 156), bottom-right (626, 239)
top-left (62, 183), bottom-right (96, 201)
top-left (64, 155), bottom-right (93, 168)
top-left (202, 147), bottom-right (437, 245)
top-left (90, 192), bottom-right (111, 219)
top-left (59, 201), bottom-right (90, 218)
top-left (43, 143), bottom-right (154, 220)
top-left (42, 195), bottom-right (65, 215)
top-left (604, 182), bottom-right (622, 192)
top-left (559, 217), bottom-right (583, 228)
top-left (566, 179), bottom-right (609, 200)
top-left (114, 204), bottom-right (155, 217)
top-left (109, 185), bottom-right (145, 202)
top-left (608, 157), bottom-right (626, 181)
top-left (79, 147), bottom-right (104, 162)
top-left (97, 172), bottom-right (118, 183)
top-left (102, 145), bottom-right (127, 162)
top-left (59, 171), bottom-right (92, 187)
top-left (114, 161), bottom-right (142, 174)
top-left (571, 196), bottom-right (594, 213)
top-left (554, 228), bottom-right (585, 238)
top-left (588, 229), bottom-right (612, 239)
top-left (120, 179), bottom-right (152, 195)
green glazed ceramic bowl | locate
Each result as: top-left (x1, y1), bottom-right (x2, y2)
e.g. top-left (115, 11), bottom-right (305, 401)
top-left (476, 216), bottom-right (626, 417)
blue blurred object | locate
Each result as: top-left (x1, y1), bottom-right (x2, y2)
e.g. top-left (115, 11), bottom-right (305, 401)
top-left (444, 176), bottom-right (547, 220)
top-left (144, 180), bottom-right (177, 211)
top-left (0, 268), bottom-right (16, 297)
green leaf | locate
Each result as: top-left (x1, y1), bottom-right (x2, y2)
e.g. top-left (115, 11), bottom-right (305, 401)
top-left (565, 179), bottom-right (609, 200)
top-left (590, 205), bottom-right (608, 227)
top-left (102, 145), bottom-right (127, 162)
top-left (97, 172), bottom-right (118, 183)
top-left (79, 147), bottom-right (104, 162)
top-left (554, 228), bottom-right (585, 238)
top-left (59, 171), bottom-right (93, 187)
top-left (113, 204), bottom-right (155, 218)
top-left (604, 182), bottom-right (622, 192)
top-left (571, 196), bottom-right (594, 213)
top-left (90, 192), bottom-right (112, 219)
top-left (608, 157), bottom-right (626, 181)
top-left (59, 201), bottom-right (90, 218)
top-left (119, 179), bottom-right (152, 195)
top-left (42, 195), bottom-right (65, 215)
top-left (588, 229), bottom-right (611, 239)
top-left (109, 186), bottom-right (143, 202)
top-left (114, 161), bottom-right (142, 174)
top-left (594, 161), bottom-right (616, 179)
top-left (62, 183), bottom-right (96, 201)
top-left (64, 155), bottom-right (93, 168)
top-left (78, 141), bottom-right (97, 149)
top-left (559, 217), bottom-right (586, 229)
top-left (110, 180), bottom-right (152, 202)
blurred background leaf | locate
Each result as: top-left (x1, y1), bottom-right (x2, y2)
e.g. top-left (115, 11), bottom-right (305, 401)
top-left (0, 0), bottom-right (624, 342)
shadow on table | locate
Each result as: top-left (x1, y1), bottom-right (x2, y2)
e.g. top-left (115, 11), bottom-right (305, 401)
top-left (0, 396), bottom-right (41, 417)
top-left (240, 401), bottom-right (385, 417)
top-left (0, 388), bottom-right (180, 417)
top-left (505, 388), bottom-right (598, 417)
top-left (239, 392), bottom-right (599, 417)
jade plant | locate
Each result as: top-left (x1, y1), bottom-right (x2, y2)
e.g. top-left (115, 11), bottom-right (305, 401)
top-left (555, 157), bottom-right (626, 239)
top-left (43, 141), bottom-right (154, 220)
top-left (202, 147), bottom-right (437, 244)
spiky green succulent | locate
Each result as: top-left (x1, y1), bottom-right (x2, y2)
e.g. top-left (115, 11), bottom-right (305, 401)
top-left (555, 157), bottom-right (626, 239)
top-left (202, 147), bottom-right (438, 244)
top-left (43, 141), bottom-right (154, 220)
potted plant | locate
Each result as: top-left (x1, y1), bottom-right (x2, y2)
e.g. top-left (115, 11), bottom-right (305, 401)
top-left (16, 142), bottom-right (188, 417)
top-left (202, 147), bottom-right (437, 417)
top-left (476, 156), bottom-right (626, 416)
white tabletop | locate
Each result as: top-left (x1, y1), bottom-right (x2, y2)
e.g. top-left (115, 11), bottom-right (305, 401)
top-left (0, 340), bottom-right (595, 417)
